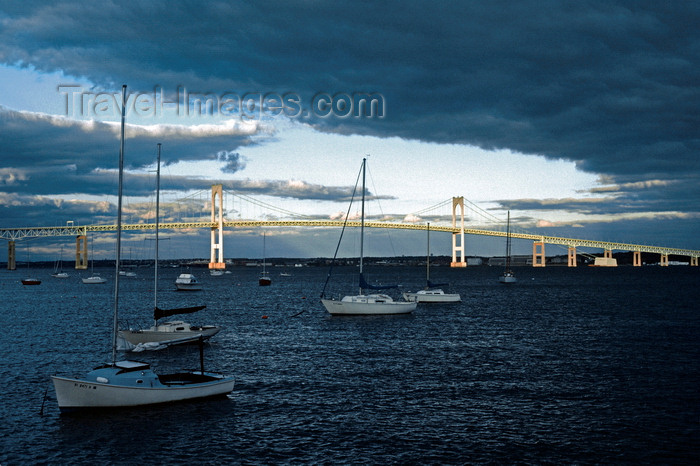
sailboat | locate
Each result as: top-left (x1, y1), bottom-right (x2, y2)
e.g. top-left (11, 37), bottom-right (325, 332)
top-left (321, 158), bottom-right (417, 315)
top-left (21, 245), bottom-right (41, 285)
top-left (258, 232), bottom-right (271, 286)
top-left (118, 143), bottom-right (220, 350)
top-left (51, 246), bottom-right (70, 278)
top-left (51, 86), bottom-right (234, 412)
top-left (499, 211), bottom-right (517, 284)
top-left (82, 237), bottom-right (107, 284)
top-left (403, 223), bottom-right (461, 303)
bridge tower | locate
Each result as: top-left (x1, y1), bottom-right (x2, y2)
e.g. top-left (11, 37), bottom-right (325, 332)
top-left (209, 184), bottom-right (226, 270)
top-left (633, 251), bottom-right (642, 267)
top-left (7, 240), bottom-right (15, 270)
top-left (691, 256), bottom-right (698, 266)
top-left (75, 235), bottom-right (88, 269)
top-left (659, 254), bottom-right (669, 266)
top-left (567, 246), bottom-right (577, 267)
top-left (450, 197), bottom-right (467, 267)
top-left (532, 240), bottom-right (546, 267)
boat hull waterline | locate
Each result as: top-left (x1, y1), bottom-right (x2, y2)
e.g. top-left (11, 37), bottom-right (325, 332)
top-left (403, 289), bottom-right (461, 303)
top-left (118, 323), bottom-right (220, 347)
top-left (322, 295), bottom-right (416, 315)
top-left (51, 362), bottom-right (234, 411)
top-left (82, 275), bottom-right (107, 284)
top-left (175, 273), bottom-right (202, 291)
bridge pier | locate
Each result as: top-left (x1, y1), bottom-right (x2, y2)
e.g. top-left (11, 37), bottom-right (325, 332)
top-left (691, 256), bottom-right (698, 266)
top-left (633, 251), bottom-right (642, 267)
top-left (450, 197), bottom-right (467, 268)
top-left (660, 254), bottom-right (669, 266)
top-left (7, 240), bottom-right (15, 270)
top-left (209, 184), bottom-right (225, 269)
top-left (532, 241), bottom-right (545, 267)
top-left (567, 246), bottom-right (577, 267)
top-left (75, 235), bottom-right (88, 269)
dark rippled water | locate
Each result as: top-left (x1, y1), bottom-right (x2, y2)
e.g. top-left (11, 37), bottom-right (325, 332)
top-left (1, 265), bottom-right (698, 464)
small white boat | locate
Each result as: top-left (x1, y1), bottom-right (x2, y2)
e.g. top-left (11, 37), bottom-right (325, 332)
top-left (258, 232), bottom-right (271, 286)
top-left (176, 273), bottom-right (202, 291)
top-left (403, 222), bottom-right (461, 303)
top-left (83, 238), bottom-right (105, 283)
top-left (498, 211), bottom-right (517, 284)
top-left (52, 360), bottom-right (234, 412)
top-left (82, 275), bottom-right (107, 284)
top-left (320, 158), bottom-right (416, 316)
top-left (209, 269), bottom-right (224, 276)
top-left (119, 320), bottom-right (220, 349)
top-left (52, 248), bottom-right (70, 278)
top-left (322, 294), bottom-right (417, 315)
top-left (499, 271), bottom-right (517, 284)
top-left (403, 288), bottom-right (461, 303)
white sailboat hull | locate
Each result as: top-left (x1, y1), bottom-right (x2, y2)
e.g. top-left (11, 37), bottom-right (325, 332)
top-left (118, 323), bottom-right (220, 347)
top-left (403, 289), bottom-right (461, 303)
top-left (52, 375), bottom-right (234, 411)
top-left (321, 295), bottom-right (416, 315)
top-left (82, 276), bottom-right (107, 284)
top-left (51, 361), bottom-right (234, 411)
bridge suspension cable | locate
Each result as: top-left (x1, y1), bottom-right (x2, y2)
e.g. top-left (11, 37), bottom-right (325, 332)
top-left (223, 190), bottom-right (315, 219)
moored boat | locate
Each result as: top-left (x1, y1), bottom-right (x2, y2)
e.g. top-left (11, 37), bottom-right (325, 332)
top-left (498, 211), bottom-right (517, 284)
top-left (175, 273), bottom-right (202, 291)
top-left (403, 222), bottom-right (461, 303)
top-left (320, 158), bottom-right (416, 316)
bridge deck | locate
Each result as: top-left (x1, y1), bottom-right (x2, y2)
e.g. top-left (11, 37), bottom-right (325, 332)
top-left (1, 221), bottom-right (698, 257)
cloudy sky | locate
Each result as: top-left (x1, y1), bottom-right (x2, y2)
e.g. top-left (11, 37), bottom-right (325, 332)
top-left (1, 1), bottom-right (699, 261)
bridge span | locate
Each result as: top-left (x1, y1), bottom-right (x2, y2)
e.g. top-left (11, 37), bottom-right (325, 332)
top-left (2, 218), bottom-right (699, 270)
top-left (2, 188), bottom-right (699, 269)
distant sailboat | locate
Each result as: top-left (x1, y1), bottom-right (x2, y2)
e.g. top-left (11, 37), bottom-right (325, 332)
top-left (499, 211), bottom-right (516, 284)
top-left (259, 232), bottom-right (271, 286)
top-left (321, 158), bottom-right (416, 315)
top-left (22, 244), bottom-right (41, 285)
top-left (51, 246), bottom-right (70, 278)
top-left (403, 222), bottom-right (461, 303)
top-left (119, 143), bottom-right (219, 350)
top-left (51, 86), bottom-right (234, 412)
top-left (82, 237), bottom-right (106, 284)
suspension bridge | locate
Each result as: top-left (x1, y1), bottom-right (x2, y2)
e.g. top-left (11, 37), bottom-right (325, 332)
top-left (1, 185), bottom-right (699, 269)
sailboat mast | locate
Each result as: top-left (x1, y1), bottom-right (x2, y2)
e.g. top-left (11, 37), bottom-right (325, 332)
top-left (359, 157), bottom-right (366, 295)
top-left (111, 84), bottom-right (127, 364)
top-left (505, 211), bottom-right (511, 272)
top-left (154, 143), bottom-right (161, 324)
top-left (426, 222), bottom-right (430, 286)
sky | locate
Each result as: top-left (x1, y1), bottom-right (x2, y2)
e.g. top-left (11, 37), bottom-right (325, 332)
top-left (1, 1), bottom-right (699, 262)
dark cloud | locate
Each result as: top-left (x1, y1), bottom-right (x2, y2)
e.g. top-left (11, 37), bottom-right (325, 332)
top-left (1, 1), bottom-right (698, 184)
top-left (217, 151), bottom-right (246, 173)
top-left (5, 5), bottom-right (700, 172)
